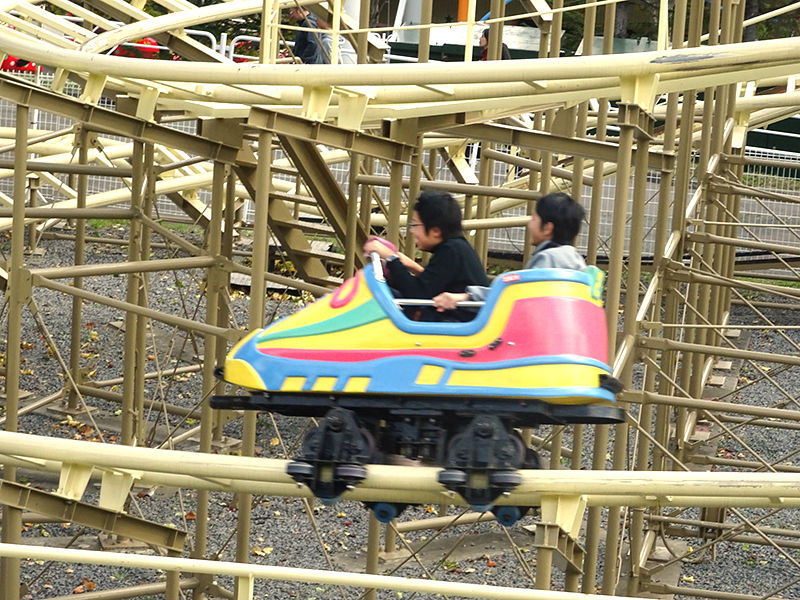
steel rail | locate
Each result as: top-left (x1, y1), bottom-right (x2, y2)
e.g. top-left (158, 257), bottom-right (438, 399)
top-left (626, 389), bottom-right (800, 421)
top-left (1, 431), bottom-right (800, 503)
top-left (0, 208), bottom-right (135, 219)
top-left (4, 25), bottom-right (800, 86)
top-left (31, 255), bottom-right (215, 279)
top-left (0, 159), bottom-right (133, 176)
top-left (2, 452), bottom-right (797, 509)
top-left (0, 542), bottom-right (649, 600)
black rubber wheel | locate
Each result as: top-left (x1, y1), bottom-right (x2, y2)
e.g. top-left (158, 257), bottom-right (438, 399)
top-left (287, 461), bottom-right (314, 477)
top-left (437, 469), bottom-right (468, 486)
top-left (335, 464), bottom-right (368, 481)
top-left (488, 470), bottom-right (522, 487)
top-left (493, 506), bottom-right (524, 527)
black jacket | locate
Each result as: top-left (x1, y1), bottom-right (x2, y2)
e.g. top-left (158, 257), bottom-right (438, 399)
top-left (386, 236), bottom-right (489, 320)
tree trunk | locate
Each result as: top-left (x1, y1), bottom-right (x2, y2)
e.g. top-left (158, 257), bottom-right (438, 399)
top-left (743, 0), bottom-right (759, 41)
top-left (614, 2), bottom-right (629, 38)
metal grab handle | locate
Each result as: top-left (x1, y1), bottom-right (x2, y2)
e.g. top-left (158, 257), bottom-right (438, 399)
top-left (370, 251), bottom-right (385, 283)
top-left (370, 251), bottom-right (484, 308)
top-left (392, 299), bottom-right (484, 307)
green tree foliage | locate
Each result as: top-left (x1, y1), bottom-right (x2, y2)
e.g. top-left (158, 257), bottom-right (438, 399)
top-left (560, 1), bottom-right (589, 55)
top-left (557, 0), bottom-right (662, 56)
top-left (560, 0), bottom-right (800, 56)
top-left (745, 0), bottom-right (800, 41)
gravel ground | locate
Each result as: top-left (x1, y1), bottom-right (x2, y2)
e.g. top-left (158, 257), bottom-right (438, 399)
top-left (671, 300), bottom-right (800, 600)
top-left (2, 226), bottom-right (799, 599)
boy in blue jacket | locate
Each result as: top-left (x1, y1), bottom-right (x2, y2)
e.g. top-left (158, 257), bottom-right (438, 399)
top-left (433, 192), bottom-right (586, 310)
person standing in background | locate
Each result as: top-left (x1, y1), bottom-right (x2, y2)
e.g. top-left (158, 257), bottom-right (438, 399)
top-left (316, 14), bottom-right (358, 64)
top-left (287, 6), bottom-right (331, 64)
top-left (479, 28), bottom-right (511, 60)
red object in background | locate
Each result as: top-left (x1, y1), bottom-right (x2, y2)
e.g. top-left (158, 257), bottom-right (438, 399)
top-left (232, 40), bottom-right (258, 63)
top-left (111, 37), bottom-right (159, 59)
top-left (1, 55), bottom-right (41, 72)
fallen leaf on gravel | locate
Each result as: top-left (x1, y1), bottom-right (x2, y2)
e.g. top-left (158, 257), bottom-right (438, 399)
top-left (251, 545), bottom-right (273, 556)
top-left (73, 577), bottom-right (96, 594)
top-left (681, 576), bottom-right (695, 583)
top-left (185, 511), bottom-right (196, 520)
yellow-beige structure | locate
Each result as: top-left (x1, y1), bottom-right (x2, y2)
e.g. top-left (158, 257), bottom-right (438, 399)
top-left (1, 0), bottom-right (800, 599)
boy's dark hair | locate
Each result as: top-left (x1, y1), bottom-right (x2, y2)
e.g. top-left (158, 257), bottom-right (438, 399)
top-left (536, 192), bottom-right (585, 244)
top-left (480, 29), bottom-right (511, 59)
top-left (413, 191), bottom-right (463, 240)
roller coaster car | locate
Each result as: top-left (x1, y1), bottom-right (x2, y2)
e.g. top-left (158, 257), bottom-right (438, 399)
top-left (212, 262), bottom-right (623, 524)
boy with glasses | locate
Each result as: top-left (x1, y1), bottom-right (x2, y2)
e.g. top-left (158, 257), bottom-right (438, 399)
top-left (363, 191), bottom-right (489, 321)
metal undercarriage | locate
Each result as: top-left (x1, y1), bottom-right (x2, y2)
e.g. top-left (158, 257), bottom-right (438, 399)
top-left (212, 390), bottom-right (625, 523)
